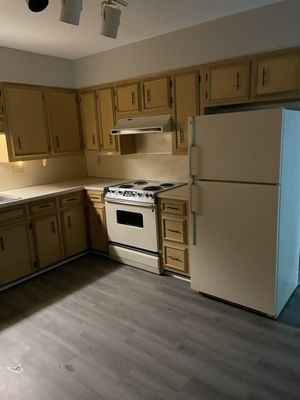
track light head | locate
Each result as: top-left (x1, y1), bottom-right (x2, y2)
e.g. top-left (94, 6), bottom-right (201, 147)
top-left (60, 0), bottom-right (83, 26)
top-left (100, 0), bottom-right (128, 39)
top-left (26, 0), bottom-right (49, 12)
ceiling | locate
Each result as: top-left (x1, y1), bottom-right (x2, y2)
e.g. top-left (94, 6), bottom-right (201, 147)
top-left (0, 0), bottom-right (282, 60)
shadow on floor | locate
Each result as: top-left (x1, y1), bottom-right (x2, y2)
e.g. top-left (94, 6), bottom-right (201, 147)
top-left (0, 253), bottom-right (121, 333)
top-left (278, 286), bottom-right (300, 329)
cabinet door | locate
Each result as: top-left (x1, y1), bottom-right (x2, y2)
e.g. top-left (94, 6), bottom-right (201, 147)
top-left (173, 71), bottom-right (199, 154)
top-left (143, 77), bottom-right (172, 111)
top-left (88, 205), bottom-right (108, 253)
top-left (0, 224), bottom-right (34, 286)
top-left (206, 61), bottom-right (250, 105)
top-left (63, 207), bottom-right (87, 257)
top-left (33, 215), bottom-right (62, 269)
top-left (4, 86), bottom-right (49, 157)
top-left (116, 83), bottom-right (140, 113)
top-left (45, 91), bottom-right (81, 153)
top-left (80, 91), bottom-right (100, 151)
top-left (253, 51), bottom-right (300, 98)
top-left (96, 87), bottom-right (119, 153)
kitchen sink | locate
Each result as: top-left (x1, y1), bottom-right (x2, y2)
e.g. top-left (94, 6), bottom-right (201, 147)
top-left (0, 194), bottom-right (22, 204)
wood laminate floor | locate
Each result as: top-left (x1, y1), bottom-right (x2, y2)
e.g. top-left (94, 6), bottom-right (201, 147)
top-left (0, 254), bottom-right (299, 400)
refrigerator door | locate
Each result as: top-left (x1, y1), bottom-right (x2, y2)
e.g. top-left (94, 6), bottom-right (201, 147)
top-left (190, 181), bottom-right (279, 316)
top-left (189, 108), bottom-right (283, 184)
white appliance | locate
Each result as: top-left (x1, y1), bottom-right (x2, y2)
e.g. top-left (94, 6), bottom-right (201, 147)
top-left (105, 180), bottom-right (184, 274)
top-left (189, 108), bottom-right (300, 318)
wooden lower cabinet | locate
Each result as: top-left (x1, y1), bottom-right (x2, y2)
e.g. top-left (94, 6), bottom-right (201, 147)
top-left (32, 215), bottom-right (62, 269)
top-left (88, 205), bottom-right (108, 252)
top-left (0, 222), bottom-right (35, 285)
top-left (62, 206), bottom-right (87, 257)
top-left (159, 198), bottom-right (189, 277)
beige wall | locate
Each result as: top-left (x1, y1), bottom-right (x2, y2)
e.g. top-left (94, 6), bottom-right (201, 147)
top-left (76, 0), bottom-right (300, 183)
top-left (87, 153), bottom-right (188, 182)
top-left (0, 156), bottom-right (87, 191)
top-left (0, 46), bottom-right (75, 87)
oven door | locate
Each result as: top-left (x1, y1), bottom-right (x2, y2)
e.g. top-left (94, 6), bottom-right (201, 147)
top-left (105, 200), bottom-right (159, 253)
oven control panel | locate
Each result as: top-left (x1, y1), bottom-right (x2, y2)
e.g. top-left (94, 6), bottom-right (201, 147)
top-left (105, 188), bottom-right (155, 204)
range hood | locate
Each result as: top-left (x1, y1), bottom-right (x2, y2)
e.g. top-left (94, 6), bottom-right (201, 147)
top-left (110, 114), bottom-right (172, 135)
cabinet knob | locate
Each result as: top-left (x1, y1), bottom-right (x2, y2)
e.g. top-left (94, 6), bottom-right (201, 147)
top-left (17, 136), bottom-right (22, 150)
top-left (146, 89), bottom-right (151, 103)
top-left (236, 72), bottom-right (240, 90)
top-left (131, 91), bottom-right (135, 105)
top-left (262, 67), bottom-right (266, 87)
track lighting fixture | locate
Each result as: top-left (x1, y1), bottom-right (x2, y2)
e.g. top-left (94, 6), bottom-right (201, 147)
top-left (26, 0), bottom-right (49, 12)
top-left (60, 0), bottom-right (83, 26)
top-left (101, 0), bottom-right (128, 39)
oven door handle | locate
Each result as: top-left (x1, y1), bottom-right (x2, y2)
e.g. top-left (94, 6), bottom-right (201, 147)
top-left (105, 199), bottom-right (156, 208)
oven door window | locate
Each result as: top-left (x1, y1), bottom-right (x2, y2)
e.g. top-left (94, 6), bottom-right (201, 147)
top-left (116, 210), bottom-right (144, 228)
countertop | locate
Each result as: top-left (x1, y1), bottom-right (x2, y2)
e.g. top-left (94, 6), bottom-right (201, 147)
top-left (0, 177), bottom-right (127, 209)
top-left (157, 184), bottom-right (189, 201)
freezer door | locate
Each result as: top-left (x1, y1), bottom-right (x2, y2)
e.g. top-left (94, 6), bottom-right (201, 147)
top-left (190, 181), bottom-right (278, 316)
top-left (189, 108), bottom-right (283, 184)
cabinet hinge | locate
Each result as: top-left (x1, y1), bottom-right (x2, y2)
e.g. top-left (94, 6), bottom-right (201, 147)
top-left (169, 79), bottom-right (173, 88)
top-left (28, 223), bottom-right (33, 230)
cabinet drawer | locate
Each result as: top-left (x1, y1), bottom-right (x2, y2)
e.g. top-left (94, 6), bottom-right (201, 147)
top-left (162, 217), bottom-right (187, 244)
top-left (30, 199), bottom-right (57, 215)
top-left (60, 192), bottom-right (83, 208)
top-left (86, 190), bottom-right (104, 205)
top-left (164, 245), bottom-right (188, 273)
top-left (0, 206), bottom-right (27, 224)
top-left (161, 200), bottom-right (186, 216)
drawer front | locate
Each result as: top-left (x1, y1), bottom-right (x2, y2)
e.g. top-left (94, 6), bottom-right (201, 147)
top-left (164, 245), bottom-right (188, 273)
top-left (60, 192), bottom-right (83, 208)
top-left (161, 200), bottom-right (186, 216)
top-left (0, 206), bottom-right (27, 224)
top-left (163, 217), bottom-right (187, 244)
top-left (30, 199), bottom-right (57, 215)
top-left (86, 190), bottom-right (104, 205)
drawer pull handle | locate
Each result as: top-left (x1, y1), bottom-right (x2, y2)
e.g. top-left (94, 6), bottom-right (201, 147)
top-left (236, 72), bottom-right (240, 90)
top-left (51, 221), bottom-right (56, 233)
top-left (169, 256), bottom-right (182, 262)
top-left (146, 88), bottom-right (151, 103)
top-left (0, 236), bottom-right (4, 251)
top-left (166, 206), bottom-right (179, 211)
top-left (131, 91), bottom-right (135, 105)
top-left (262, 67), bottom-right (266, 87)
top-left (167, 228), bottom-right (181, 234)
top-left (39, 204), bottom-right (52, 209)
top-left (90, 196), bottom-right (101, 200)
top-left (66, 197), bottom-right (78, 202)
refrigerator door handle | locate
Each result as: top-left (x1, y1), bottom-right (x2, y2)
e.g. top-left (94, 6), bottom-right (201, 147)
top-left (190, 145), bottom-right (199, 178)
top-left (190, 183), bottom-right (200, 245)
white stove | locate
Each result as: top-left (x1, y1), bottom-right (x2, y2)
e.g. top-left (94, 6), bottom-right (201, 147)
top-left (105, 180), bottom-right (183, 205)
top-left (105, 180), bottom-right (184, 274)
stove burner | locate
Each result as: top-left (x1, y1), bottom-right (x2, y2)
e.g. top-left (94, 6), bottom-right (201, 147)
top-left (143, 186), bottom-right (162, 191)
top-left (160, 183), bottom-right (175, 188)
top-left (119, 184), bottom-right (134, 189)
top-left (134, 180), bottom-right (148, 185)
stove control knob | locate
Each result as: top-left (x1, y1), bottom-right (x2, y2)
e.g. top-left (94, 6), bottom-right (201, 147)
top-left (138, 193), bottom-right (142, 197)
top-left (119, 190), bottom-right (123, 195)
top-left (110, 190), bottom-right (114, 193)
top-left (149, 193), bottom-right (153, 198)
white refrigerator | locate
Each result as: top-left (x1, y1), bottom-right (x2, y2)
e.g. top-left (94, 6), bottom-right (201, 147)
top-left (189, 108), bottom-right (300, 318)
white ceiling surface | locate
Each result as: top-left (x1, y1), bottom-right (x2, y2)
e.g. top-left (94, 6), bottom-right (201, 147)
top-left (0, 0), bottom-right (282, 60)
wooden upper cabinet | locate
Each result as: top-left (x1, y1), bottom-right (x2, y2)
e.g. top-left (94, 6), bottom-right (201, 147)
top-left (80, 91), bottom-right (100, 151)
top-left (205, 61), bottom-right (250, 105)
top-left (96, 87), bottom-right (119, 153)
top-left (142, 76), bottom-right (172, 112)
top-left (3, 85), bottom-right (50, 157)
top-left (173, 71), bottom-right (199, 155)
top-left (45, 90), bottom-right (82, 154)
top-left (252, 50), bottom-right (300, 98)
top-left (116, 83), bottom-right (140, 114)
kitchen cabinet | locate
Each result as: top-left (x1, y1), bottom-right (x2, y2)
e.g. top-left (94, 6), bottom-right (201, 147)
top-left (204, 60), bottom-right (250, 105)
top-left (45, 90), bottom-right (82, 154)
top-left (173, 70), bottom-right (199, 155)
top-left (3, 84), bottom-right (50, 159)
top-left (159, 198), bottom-right (189, 276)
top-left (252, 49), bottom-right (300, 99)
top-left (142, 76), bottom-right (172, 113)
top-left (86, 190), bottom-right (108, 253)
top-left (79, 91), bottom-right (100, 151)
top-left (30, 198), bottom-right (63, 269)
top-left (96, 87), bottom-right (136, 155)
top-left (0, 204), bottom-right (35, 286)
top-left (60, 192), bottom-right (87, 257)
top-left (116, 82), bottom-right (141, 114)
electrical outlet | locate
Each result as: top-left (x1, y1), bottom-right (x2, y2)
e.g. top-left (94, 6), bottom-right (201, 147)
top-left (10, 161), bottom-right (24, 175)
